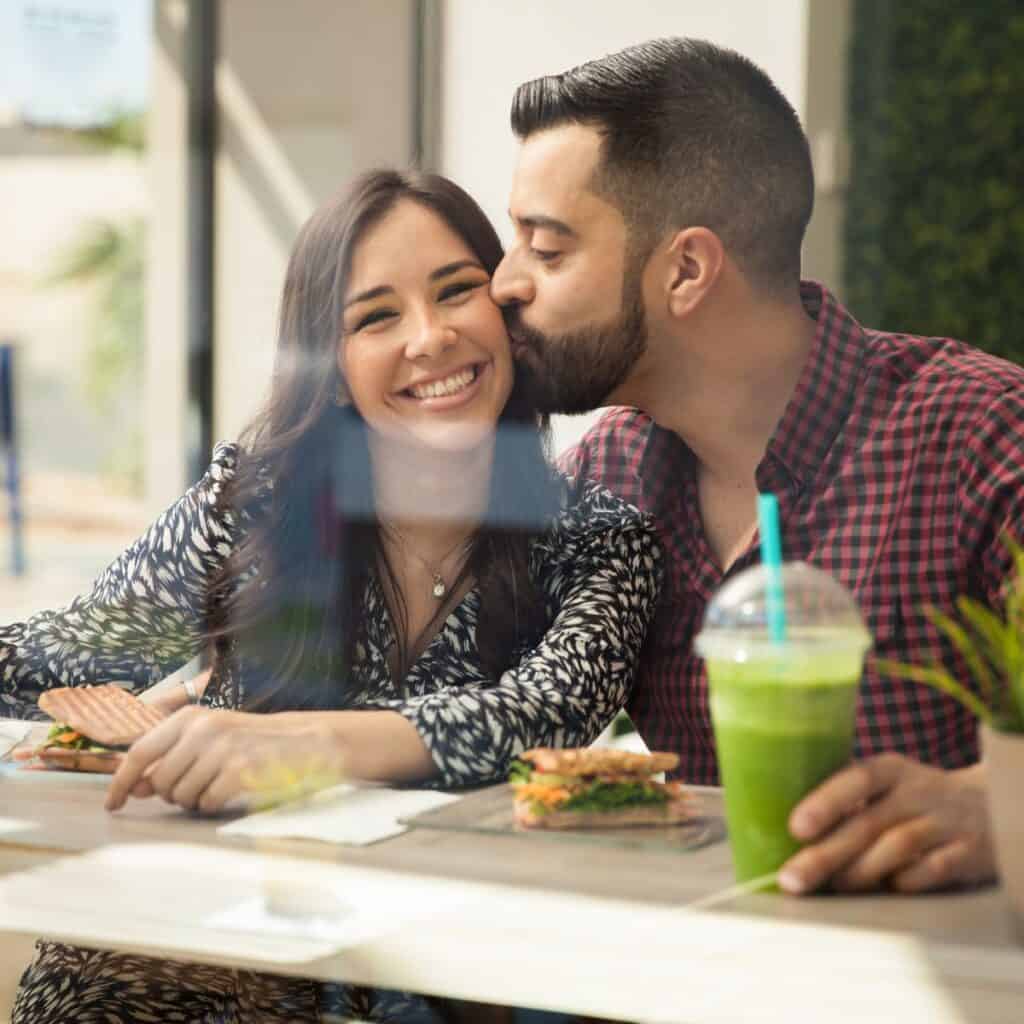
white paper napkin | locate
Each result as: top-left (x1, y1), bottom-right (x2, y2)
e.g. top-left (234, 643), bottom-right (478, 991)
top-left (217, 783), bottom-right (459, 845)
top-left (0, 719), bottom-right (32, 760)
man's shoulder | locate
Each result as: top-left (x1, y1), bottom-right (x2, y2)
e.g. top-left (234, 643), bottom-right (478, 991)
top-left (868, 329), bottom-right (1024, 393)
top-left (582, 405), bottom-right (656, 447)
top-left (557, 407), bottom-right (655, 486)
top-left (865, 329), bottom-right (1024, 424)
top-left (534, 471), bottom-right (661, 574)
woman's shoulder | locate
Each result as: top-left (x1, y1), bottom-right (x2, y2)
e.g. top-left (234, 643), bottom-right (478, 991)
top-left (183, 441), bottom-right (240, 510)
top-left (535, 473), bottom-right (659, 558)
top-left (524, 475), bottom-right (661, 600)
top-left (207, 440), bottom-right (241, 483)
top-left (564, 472), bottom-right (653, 528)
top-left (198, 441), bottom-right (273, 509)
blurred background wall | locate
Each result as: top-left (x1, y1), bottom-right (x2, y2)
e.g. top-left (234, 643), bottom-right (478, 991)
top-left (4, 0), bottom-right (1022, 618)
top-left (146, 0), bottom-right (853, 500)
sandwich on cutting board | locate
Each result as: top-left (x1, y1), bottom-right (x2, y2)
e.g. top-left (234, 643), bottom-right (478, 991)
top-left (30, 684), bottom-right (166, 773)
top-left (510, 747), bottom-right (695, 829)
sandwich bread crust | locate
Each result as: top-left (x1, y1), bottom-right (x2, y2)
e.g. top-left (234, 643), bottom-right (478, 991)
top-left (38, 684), bottom-right (165, 748)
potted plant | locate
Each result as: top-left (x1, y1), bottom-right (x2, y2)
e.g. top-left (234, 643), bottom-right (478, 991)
top-left (878, 539), bottom-right (1024, 930)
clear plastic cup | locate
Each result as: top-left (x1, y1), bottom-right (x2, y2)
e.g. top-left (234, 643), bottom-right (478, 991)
top-left (695, 562), bottom-right (872, 883)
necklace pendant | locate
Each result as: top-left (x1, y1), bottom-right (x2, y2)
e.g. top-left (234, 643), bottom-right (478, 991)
top-left (431, 575), bottom-right (447, 599)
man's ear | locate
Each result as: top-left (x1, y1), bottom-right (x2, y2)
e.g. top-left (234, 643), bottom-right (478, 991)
top-left (664, 227), bottom-right (724, 318)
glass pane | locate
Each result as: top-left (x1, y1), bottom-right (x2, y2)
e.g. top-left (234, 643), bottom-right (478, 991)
top-left (0, 0), bottom-right (153, 623)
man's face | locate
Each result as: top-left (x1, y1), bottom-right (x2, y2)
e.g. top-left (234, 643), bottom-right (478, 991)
top-left (491, 124), bottom-right (648, 414)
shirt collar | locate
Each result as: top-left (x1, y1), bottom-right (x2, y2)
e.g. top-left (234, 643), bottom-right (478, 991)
top-left (762, 281), bottom-right (866, 491)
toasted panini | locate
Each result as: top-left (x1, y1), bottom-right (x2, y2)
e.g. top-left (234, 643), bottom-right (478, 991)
top-left (38, 684), bottom-right (165, 748)
top-left (511, 746), bottom-right (693, 830)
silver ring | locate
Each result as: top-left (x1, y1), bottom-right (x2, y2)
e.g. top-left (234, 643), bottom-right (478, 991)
top-left (182, 678), bottom-right (200, 705)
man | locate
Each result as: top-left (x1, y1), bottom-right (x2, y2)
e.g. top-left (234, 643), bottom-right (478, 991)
top-left (491, 37), bottom-right (1022, 895)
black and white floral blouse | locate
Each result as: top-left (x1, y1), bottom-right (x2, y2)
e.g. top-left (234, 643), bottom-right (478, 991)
top-left (0, 442), bottom-right (662, 785)
top-left (5, 441), bottom-right (660, 1022)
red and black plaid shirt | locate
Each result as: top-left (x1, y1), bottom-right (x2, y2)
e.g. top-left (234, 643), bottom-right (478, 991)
top-left (563, 282), bottom-right (1024, 784)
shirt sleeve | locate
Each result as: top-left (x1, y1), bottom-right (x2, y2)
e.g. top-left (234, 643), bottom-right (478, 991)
top-left (389, 487), bottom-right (663, 786)
top-left (0, 443), bottom-right (241, 720)
top-left (957, 389), bottom-right (1024, 609)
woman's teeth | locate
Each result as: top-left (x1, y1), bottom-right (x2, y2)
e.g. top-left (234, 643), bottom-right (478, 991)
top-left (408, 366), bottom-right (477, 399)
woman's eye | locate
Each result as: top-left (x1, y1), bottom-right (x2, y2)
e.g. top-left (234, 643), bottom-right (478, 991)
top-left (352, 309), bottom-right (396, 332)
top-left (438, 280), bottom-right (483, 302)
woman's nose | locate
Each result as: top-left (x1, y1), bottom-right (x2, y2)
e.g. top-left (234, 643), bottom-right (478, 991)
top-left (405, 313), bottom-right (457, 359)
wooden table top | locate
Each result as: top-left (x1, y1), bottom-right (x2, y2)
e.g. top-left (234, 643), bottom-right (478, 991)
top-left (1, 763), bottom-right (1022, 1022)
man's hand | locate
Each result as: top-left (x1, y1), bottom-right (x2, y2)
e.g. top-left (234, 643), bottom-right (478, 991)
top-left (778, 754), bottom-right (996, 895)
top-left (105, 706), bottom-right (346, 814)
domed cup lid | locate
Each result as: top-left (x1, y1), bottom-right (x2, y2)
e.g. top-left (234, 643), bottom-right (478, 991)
top-left (695, 561), bottom-right (872, 662)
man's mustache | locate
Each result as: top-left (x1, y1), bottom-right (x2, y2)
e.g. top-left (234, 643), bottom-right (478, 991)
top-left (501, 305), bottom-right (524, 336)
top-left (501, 307), bottom-right (538, 356)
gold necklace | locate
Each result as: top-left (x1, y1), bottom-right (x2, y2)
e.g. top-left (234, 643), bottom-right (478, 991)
top-left (383, 525), bottom-right (472, 600)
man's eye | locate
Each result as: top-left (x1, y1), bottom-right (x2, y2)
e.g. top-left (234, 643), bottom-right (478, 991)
top-left (531, 248), bottom-right (561, 264)
top-left (352, 309), bottom-right (396, 332)
top-left (438, 280), bottom-right (483, 302)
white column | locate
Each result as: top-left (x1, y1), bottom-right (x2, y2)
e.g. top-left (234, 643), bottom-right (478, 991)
top-left (144, 0), bottom-right (190, 515)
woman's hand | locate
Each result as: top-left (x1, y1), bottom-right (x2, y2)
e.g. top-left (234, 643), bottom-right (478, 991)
top-left (139, 669), bottom-right (213, 717)
top-left (778, 754), bottom-right (996, 894)
top-left (105, 706), bottom-right (347, 814)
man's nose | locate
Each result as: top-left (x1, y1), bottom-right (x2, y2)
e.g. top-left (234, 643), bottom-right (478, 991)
top-left (491, 251), bottom-right (535, 307)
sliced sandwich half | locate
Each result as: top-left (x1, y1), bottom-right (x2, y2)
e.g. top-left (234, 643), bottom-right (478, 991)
top-left (510, 747), bottom-right (695, 829)
top-left (33, 684), bottom-right (166, 773)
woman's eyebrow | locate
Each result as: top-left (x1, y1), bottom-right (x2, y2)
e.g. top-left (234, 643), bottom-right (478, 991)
top-left (345, 261), bottom-right (484, 309)
top-left (429, 259), bottom-right (485, 281)
top-left (344, 284), bottom-right (393, 309)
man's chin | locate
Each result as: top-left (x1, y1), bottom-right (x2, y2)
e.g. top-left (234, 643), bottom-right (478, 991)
top-left (511, 343), bottom-right (542, 374)
top-left (521, 374), bottom-right (604, 416)
top-left (516, 362), bottom-right (562, 414)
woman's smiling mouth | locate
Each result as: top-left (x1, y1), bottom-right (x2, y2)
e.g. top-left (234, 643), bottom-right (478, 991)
top-left (402, 363), bottom-right (485, 403)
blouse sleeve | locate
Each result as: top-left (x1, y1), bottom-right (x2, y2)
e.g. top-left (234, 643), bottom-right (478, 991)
top-left (0, 443), bottom-right (241, 720)
top-left (390, 483), bottom-right (663, 786)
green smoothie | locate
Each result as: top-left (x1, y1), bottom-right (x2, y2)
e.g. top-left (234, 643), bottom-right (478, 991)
top-left (706, 647), bottom-right (863, 883)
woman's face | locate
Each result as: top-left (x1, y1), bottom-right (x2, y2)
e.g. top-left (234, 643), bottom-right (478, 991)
top-left (339, 199), bottom-right (514, 454)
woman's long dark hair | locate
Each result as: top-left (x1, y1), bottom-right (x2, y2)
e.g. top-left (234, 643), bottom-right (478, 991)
top-left (206, 170), bottom-right (561, 711)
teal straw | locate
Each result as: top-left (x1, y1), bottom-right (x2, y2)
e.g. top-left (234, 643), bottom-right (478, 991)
top-left (757, 493), bottom-right (787, 644)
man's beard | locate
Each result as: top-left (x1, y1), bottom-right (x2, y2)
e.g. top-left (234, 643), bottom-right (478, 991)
top-left (505, 276), bottom-right (648, 416)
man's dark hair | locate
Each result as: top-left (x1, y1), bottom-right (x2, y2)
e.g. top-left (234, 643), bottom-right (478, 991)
top-left (511, 37), bottom-right (814, 292)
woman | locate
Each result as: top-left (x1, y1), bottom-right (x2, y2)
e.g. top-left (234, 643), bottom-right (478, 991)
top-left (5, 171), bottom-right (661, 1022)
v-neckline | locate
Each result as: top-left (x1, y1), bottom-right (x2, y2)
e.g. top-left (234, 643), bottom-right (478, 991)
top-left (367, 571), bottom-right (477, 689)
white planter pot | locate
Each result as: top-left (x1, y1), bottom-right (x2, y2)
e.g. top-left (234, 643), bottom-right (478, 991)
top-left (982, 723), bottom-right (1024, 937)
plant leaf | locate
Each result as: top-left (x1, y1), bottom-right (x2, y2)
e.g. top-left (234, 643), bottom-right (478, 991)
top-left (923, 604), bottom-right (995, 711)
top-left (875, 658), bottom-right (993, 723)
top-left (956, 597), bottom-right (1023, 716)
top-left (1001, 533), bottom-right (1024, 634)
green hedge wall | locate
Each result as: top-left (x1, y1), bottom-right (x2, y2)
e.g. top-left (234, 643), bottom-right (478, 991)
top-left (844, 1), bottom-right (1024, 362)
